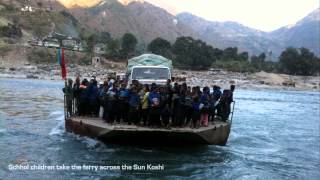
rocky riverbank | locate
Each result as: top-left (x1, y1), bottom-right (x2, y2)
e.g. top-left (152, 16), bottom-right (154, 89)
top-left (179, 70), bottom-right (319, 91)
top-left (0, 62), bottom-right (319, 91)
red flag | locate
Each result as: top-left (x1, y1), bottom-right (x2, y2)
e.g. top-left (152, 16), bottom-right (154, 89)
top-left (61, 48), bottom-right (67, 79)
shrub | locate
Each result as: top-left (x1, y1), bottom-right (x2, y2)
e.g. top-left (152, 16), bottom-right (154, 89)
top-left (0, 24), bottom-right (22, 38)
top-left (0, 44), bottom-right (11, 56)
top-left (78, 54), bottom-right (91, 65)
top-left (212, 60), bottom-right (257, 73)
top-left (27, 48), bottom-right (53, 64)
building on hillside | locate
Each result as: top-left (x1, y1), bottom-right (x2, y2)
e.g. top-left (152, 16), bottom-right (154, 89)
top-left (21, 5), bottom-right (33, 12)
top-left (92, 57), bottom-right (101, 68)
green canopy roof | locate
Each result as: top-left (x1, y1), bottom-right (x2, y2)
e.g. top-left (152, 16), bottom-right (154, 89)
top-left (126, 54), bottom-right (173, 74)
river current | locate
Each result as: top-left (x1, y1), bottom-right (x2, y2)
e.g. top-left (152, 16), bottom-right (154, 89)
top-left (0, 78), bottom-right (319, 179)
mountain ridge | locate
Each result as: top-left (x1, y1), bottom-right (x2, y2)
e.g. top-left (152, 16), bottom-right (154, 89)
top-left (1, 0), bottom-right (318, 59)
top-left (176, 12), bottom-right (283, 58)
top-left (268, 8), bottom-right (320, 56)
top-left (68, 0), bottom-right (196, 44)
top-left (68, 1), bottom-right (319, 58)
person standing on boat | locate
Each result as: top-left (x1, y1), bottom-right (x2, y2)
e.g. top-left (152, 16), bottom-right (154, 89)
top-left (78, 79), bottom-right (89, 116)
top-left (87, 79), bottom-right (99, 117)
top-left (106, 82), bottom-right (118, 123)
top-left (98, 81), bottom-right (107, 120)
top-left (176, 83), bottom-right (188, 127)
top-left (176, 89), bottom-right (185, 127)
top-left (63, 78), bottom-right (74, 116)
top-left (210, 85), bottom-right (222, 122)
top-left (117, 83), bottom-right (129, 123)
top-left (200, 86), bottom-right (210, 127)
top-left (184, 88), bottom-right (194, 127)
top-left (159, 86), bottom-right (170, 127)
top-left (191, 95), bottom-right (201, 129)
top-left (128, 86), bottom-right (141, 125)
top-left (97, 82), bottom-right (104, 117)
top-left (140, 84), bottom-right (150, 126)
top-left (166, 79), bottom-right (173, 109)
top-left (219, 85), bottom-right (235, 121)
top-left (73, 76), bottom-right (81, 115)
top-left (148, 83), bottom-right (161, 127)
top-left (99, 81), bottom-right (109, 119)
top-left (230, 84), bottom-right (235, 101)
top-left (171, 83), bottom-right (181, 127)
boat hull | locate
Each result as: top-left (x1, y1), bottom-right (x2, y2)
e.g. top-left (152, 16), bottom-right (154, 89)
top-left (65, 117), bottom-right (231, 146)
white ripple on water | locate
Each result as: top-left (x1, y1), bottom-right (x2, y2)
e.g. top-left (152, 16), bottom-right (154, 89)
top-left (138, 149), bottom-right (153, 153)
top-left (72, 134), bottom-right (102, 149)
top-left (49, 114), bottom-right (65, 136)
top-left (0, 128), bottom-right (6, 134)
top-left (82, 137), bottom-right (101, 149)
top-left (49, 111), bottom-right (63, 116)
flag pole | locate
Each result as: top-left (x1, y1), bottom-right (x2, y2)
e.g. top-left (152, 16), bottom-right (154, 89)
top-left (58, 47), bottom-right (68, 119)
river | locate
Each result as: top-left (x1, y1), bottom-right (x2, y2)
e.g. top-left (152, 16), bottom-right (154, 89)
top-left (0, 78), bottom-right (319, 179)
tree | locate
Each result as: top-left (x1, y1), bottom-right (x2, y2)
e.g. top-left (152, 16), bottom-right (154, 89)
top-left (263, 61), bottom-right (279, 73)
top-left (250, 52), bottom-right (266, 70)
top-left (172, 36), bottom-right (216, 69)
top-left (106, 39), bottom-right (120, 59)
top-left (98, 31), bottom-right (111, 44)
top-left (172, 36), bottom-right (193, 67)
top-left (0, 23), bottom-right (22, 38)
top-left (279, 47), bottom-right (300, 74)
top-left (85, 34), bottom-right (97, 53)
top-left (60, 10), bottom-right (79, 26)
top-left (251, 55), bottom-right (262, 70)
top-left (147, 37), bottom-right (172, 59)
top-left (298, 48), bottom-right (319, 75)
top-left (258, 52), bottom-right (266, 61)
top-left (136, 43), bottom-right (146, 55)
top-left (279, 47), bottom-right (319, 76)
top-left (238, 52), bottom-right (249, 61)
top-left (121, 33), bottom-right (137, 58)
top-left (213, 48), bottom-right (223, 60)
top-left (222, 47), bottom-right (238, 61)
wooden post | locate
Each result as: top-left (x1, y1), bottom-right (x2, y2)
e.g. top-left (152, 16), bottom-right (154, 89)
top-left (230, 101), bottom-right (235, 124)
top-left (64, 78), bottom-right (67, 120)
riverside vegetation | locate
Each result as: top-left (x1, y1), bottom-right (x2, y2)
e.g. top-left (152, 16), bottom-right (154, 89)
top-left (32, 32), bottom-right (320, 76)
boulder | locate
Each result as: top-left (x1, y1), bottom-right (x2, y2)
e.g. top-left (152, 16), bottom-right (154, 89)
top-left (282, 80), bottom-right (295, 87)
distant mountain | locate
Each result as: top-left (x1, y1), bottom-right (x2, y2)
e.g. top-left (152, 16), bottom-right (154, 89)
top-left (268, 8), bottom-right (320, 56)
top-left (176, 12), bottom-right (282, 58)
top-left (68, 0), bottom-right (319, 58)
top-left (177, 9), bottom-right (320, 58)
top-left (67, 0), bottom-right (283, 58)
top-left (0, 0), bottom-right (87, 39)
top-left (68, 0), bottom-right (195, 45)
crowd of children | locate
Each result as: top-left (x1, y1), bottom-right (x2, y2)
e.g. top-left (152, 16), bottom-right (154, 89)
top-left (63, 77), bottom-right (235, 128)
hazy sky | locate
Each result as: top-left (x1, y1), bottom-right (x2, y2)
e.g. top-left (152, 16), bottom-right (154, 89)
top-left (59, 0), bottom-right (319, 32)
top-left (148, 0), bottom-right (319, 31)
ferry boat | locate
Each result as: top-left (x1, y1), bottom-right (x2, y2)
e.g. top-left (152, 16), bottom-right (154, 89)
top-left (63, 54), bottom-right (235, 146)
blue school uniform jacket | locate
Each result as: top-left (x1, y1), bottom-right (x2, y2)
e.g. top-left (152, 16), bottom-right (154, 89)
top-left (129, 93), bottom-right (140, 108)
